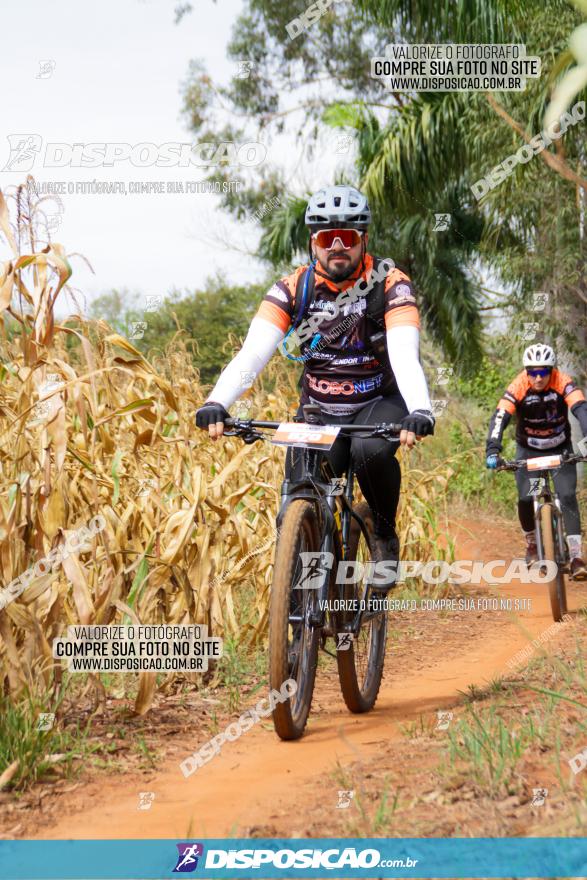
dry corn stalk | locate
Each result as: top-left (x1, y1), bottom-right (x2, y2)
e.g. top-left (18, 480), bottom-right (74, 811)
top-left (0, 179), bottom-right (455, 714)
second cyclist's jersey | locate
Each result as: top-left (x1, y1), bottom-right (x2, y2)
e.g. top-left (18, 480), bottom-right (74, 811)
top-left (255, 253), bottom-right (420, 414)
top-left (497, 369), bottom-right (585, 450)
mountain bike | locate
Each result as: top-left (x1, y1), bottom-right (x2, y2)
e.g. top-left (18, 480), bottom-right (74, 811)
top-left (224, 405), bottom-right (403, 740)
top-left (495, 451), bottom-right (587, 622)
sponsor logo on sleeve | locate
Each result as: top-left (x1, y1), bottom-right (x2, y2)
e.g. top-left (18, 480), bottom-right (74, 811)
top-left (391, 283), bottom-right (416, 304)
top-left (268, 284), bottom-right (290, 304)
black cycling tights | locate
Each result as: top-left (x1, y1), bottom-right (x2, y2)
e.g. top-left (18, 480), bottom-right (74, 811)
top-left (515, 443), bottom-right (581, 535)
top-left (284, 394), bottom-right (408, 537)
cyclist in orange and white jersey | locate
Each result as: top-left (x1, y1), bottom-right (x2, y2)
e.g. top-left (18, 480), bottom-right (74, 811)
top-left (486, 343), bottom-right (587, 579)
top-left (196, 185), bottom-right (435, 586)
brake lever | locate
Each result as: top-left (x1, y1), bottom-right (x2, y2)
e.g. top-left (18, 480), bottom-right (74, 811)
top-left (366, 424), bottom-right (388, 438)
top-left (223, 418), bottom-right (249, 436)
top-left (376, 425), bottom-right (402, 441)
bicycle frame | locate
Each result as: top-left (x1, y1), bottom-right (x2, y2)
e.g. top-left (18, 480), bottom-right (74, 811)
top-left (493, 450), bottom-right (587, 622)
top-left (277, 446), bottom-right (378, 634)
top-left (224, 414), bottom-right (402, 636)
top-left (529, 468), bottom-right (568, 567)
top-left (219, 413), bottom-right (404, 736)
top-left (496, 452), bottom-right (587, 567)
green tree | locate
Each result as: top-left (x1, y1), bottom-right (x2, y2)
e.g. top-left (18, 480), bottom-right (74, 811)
top-left (89, 289), bottom-right (142, 336)
top-left (179, 0), bottom-right (587, 377)
top-left (100, 277), bottom-right (266, 385)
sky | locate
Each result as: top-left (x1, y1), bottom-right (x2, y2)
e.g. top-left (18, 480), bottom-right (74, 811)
top-left (0, 1), bottom-right (508, 328)
top-left (0, 0), bottom-right (322, 314)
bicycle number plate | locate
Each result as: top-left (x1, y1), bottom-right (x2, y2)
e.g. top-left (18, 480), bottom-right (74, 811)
top-left (272, 422), bottom-right (341, 450)
top-left (527, 454), bottom-right (562, 471)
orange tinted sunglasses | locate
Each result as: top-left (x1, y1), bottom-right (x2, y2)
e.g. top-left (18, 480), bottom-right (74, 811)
top-left (312, 228), bottom-right (363, 249)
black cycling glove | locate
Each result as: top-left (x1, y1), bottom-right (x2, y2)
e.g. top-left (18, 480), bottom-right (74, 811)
top-left (195, 401), bottom-right (230, 430)
top-left (401, 409), bottom-right (435, 436)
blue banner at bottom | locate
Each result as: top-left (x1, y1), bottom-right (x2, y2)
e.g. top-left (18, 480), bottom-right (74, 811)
top-left (1, 838), bottom-right (587, 879)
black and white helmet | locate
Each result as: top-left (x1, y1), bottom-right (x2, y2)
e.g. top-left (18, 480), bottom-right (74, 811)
top-left (523, 343), bottom-right (556, 368)
top-left (305, 185), bottom-right (371, 230)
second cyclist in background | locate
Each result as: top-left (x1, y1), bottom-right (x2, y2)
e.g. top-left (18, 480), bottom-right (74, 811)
top-left (486, 343), bottom-right (587, 579)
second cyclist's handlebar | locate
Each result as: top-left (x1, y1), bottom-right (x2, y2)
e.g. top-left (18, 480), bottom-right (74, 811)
top-left (496, 452), bottom-right (587, 471)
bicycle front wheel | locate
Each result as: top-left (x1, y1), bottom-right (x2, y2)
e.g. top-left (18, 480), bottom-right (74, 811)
top-left (269, 499), bottom-right (321, 740)
top-left (540, 503), bottom-right (567, 622)
top-left (336, 502), bottom-right (388, 712)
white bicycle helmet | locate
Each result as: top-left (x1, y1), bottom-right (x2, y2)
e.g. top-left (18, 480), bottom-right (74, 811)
top-left (523, 343), bottom-right (556, 368)
top-left (305, 185), bottom-right (371, 230)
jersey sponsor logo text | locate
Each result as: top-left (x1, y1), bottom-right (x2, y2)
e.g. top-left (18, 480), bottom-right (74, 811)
top-left (330, 355), bottom-right (378, 366)
top-left (308, 373), bottom-right (384, 396)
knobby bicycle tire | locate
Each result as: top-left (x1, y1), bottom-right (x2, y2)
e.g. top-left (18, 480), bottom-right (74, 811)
top-left (269, 499), bottom-right (321, 740)
top-left (336, 502), bottom-right (388, 712)
top-left (540, 503), bottom-right (567, 622)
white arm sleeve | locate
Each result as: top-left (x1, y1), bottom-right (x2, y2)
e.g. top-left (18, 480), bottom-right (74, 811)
top-left (206, 317), bottom-right (285, 409)
top-left (386, 324), bottom-right (432, 413)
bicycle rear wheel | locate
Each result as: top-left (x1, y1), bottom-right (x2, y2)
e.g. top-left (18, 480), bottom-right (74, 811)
top-left (540, 503), bottom-right (567, 622)
top-left (269, 499), bottom-right (321, 740)
top-left (336, 502), bottom-right (388, 712)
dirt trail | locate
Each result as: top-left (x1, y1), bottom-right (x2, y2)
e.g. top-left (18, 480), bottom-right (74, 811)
top-left (32, 517), bottom-right (587, 840)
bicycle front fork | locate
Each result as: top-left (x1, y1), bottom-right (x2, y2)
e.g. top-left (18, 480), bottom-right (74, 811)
top-left (554, 498), bottom-right (568, 564)
top-left (533, 496), bottom-right (567, 563)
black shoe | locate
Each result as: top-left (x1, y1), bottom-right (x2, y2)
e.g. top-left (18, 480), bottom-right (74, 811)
top-left (370, 531), bottom-right (400, 593)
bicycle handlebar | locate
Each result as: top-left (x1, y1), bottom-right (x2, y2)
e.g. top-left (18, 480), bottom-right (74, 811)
top-left (224, 417), bottom-right (404, 438)
top-left (496, 451), bottom-right (587, 471)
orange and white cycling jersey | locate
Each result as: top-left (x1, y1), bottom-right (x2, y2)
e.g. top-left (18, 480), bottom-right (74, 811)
top-left (497, 369), bottom-right (585, 450)
top-left (254, 254), bottom-right (420, 411)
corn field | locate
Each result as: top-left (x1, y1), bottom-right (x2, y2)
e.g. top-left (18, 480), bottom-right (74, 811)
top-left (0, 179), bottom-right (454, 716)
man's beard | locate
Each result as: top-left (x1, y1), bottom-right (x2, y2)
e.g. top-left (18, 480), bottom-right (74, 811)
top-left (320, 254), bottom-right (361, 282)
